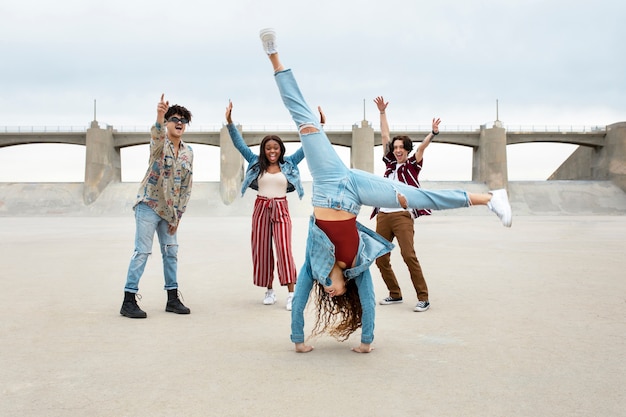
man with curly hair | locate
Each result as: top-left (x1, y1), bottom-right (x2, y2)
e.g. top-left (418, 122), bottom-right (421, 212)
top-left (120, 94), bottom-right (194, 319)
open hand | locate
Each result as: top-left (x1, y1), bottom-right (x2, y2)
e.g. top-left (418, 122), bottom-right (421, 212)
top-left (225, 100), bottom-right (233, 124)
top-left (374, 96), bottom-right (388, 113)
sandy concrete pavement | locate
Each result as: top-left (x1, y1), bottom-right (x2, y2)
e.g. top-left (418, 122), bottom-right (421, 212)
top-left (1, 214), bottom-right (625, 417)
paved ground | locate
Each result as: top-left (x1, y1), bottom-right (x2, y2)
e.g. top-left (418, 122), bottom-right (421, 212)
top-left (1, 214), bottom-right (625, 417)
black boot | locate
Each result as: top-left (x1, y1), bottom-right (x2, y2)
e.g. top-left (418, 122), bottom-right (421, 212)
top-left (120, 291), bottom-right (147, 319)
top-left (166, 289), bottom-right (191, 314)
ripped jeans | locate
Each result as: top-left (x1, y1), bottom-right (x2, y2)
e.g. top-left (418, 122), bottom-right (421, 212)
top-left (124, 202), bottom-right (179, 293)
top-left (275, 69), bottom-right (471, 214)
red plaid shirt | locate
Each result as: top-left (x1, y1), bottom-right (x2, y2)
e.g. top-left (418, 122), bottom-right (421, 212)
top-left (370, 150), bottom-right (432, 219)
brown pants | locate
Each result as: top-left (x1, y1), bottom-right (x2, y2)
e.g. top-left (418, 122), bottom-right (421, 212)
top-left (375, 211), bottom-right (428, 301)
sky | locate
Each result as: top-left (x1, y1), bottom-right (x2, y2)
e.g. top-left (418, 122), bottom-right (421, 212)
top-left (1, 0), bottom-right (624, 182)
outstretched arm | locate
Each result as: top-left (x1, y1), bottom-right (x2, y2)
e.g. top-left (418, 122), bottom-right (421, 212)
top-left (413, 117), bottom-right (441, 162)
top-left (225, 101), bottom-right (256, 162)
top-left (374, 96), bottom-right (390, 152)
top-left (157, 93), bottom-right (169, 126)
top-left (151, 93), bottom-right (169, 141)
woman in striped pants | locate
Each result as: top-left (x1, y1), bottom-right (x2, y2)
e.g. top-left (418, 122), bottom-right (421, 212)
top-left (226, 101), bottom-right (306, 310)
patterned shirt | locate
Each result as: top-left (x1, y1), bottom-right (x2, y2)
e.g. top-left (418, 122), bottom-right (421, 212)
top-left (134, 122), bottom-right (193, 226)
top-left (370, 150), bottom-right (431, 219)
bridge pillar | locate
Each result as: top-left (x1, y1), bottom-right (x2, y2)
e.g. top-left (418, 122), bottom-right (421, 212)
top-left (599, 122), bottom-right (626, 192)
top-left (83, 121), bottom-right (120, 205)
top-left (219, 124), bottom-right (244, 204)
top-left (549, 121), bottom-right (626, 193)
top-left (472, 122), bottom-right (509, 189)
top-left (351, 120), bottom-right (374, 172)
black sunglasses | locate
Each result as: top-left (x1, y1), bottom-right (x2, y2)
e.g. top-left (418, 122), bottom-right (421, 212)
top-left (168, 116), bottom-right (189, 125)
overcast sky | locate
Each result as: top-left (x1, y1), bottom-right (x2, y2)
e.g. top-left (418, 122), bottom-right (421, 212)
top-left (1, 0), bottom-right (624, 182)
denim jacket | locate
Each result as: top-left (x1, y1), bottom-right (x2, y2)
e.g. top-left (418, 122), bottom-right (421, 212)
top-left (290, 216), bottom-right (395, 345)
top-left (227, 123), bottom-right (305, 199)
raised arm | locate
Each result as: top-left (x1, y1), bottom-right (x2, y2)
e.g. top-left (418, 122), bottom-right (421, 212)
top-left (225, 101), bottom-right (257, 163)
top-left (151, 93), bottom-right (169, 141)
top-left (225, 100), bottom-right (234, 125)
top-left (413, 117), bottom-right (441, 163)
top-left (374, 96), bottom-right (390, 151)
top-left (157, 93), bottom-right (169, 126)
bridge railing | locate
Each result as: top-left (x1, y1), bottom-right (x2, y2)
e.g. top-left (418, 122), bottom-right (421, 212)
top-left (1, 124), bottom-right (606, 134)
top-left (1, 126), bottom-right (90, 133)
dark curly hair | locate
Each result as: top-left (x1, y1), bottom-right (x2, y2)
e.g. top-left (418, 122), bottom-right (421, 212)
top-left (388, 135), bottom-right (413, 154)
top-left (258, 135), bottom-right (286, 174)
top-left (164, 105), bottom-right (193, 123)
top-left (309, 279), bottom-right (361, 342)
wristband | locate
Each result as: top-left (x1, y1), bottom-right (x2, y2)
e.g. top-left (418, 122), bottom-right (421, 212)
top-left (432, 130), bottom-right (439, 136)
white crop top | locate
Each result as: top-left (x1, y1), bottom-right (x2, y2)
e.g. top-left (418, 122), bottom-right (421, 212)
top-left (257, 171), bottom-right (288, 198)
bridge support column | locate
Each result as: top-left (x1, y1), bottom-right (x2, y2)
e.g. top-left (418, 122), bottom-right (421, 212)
top-left (84, 121), bottom-right (120, 205)
top-left (472, 123), bottom-right (509, 190)
top-left (351, 120), bottom-right (374, 172)
top-left (549, 121), bottom-right (626, 193)
top-left (599, 122), bottom-right (626, 192)
top-left (219, 124), bottom-right (244, 204)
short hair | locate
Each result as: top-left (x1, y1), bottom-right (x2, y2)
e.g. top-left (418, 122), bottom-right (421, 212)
top-left (165, 105), bottom-right (193, 123)
top-left (388, 135), bottom-right (413, 153)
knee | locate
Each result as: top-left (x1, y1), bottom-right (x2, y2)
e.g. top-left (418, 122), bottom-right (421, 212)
top-left (130, 250), bottom-right (150, 261)
top-left (163, 244), bottom-right (179, 258)
top-left (396, 192), bottom-right (408, 209)
top-left (299, 124), bottom-right (319, 134)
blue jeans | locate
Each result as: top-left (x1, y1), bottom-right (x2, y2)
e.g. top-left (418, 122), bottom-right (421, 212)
top-left (275, 69), bottom-right (471, 215)
top-left (124, 202), bottom-right (179, 293)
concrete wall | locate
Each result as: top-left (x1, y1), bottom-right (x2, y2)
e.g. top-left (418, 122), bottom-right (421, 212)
top-left (550, 122), bottom-right (626, 193)
top-left (2, 181), bottom-right (626, 217)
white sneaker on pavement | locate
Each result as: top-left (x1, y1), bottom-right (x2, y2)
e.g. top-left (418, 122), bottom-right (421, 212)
top-left (285, 292), bottom-right (294, 311)
top-left (259, 28), bottom-right (277, 55)
top-left (263, 289), bottom-right (276, 305)
top-left (487, 189), bottom-right (512, 227)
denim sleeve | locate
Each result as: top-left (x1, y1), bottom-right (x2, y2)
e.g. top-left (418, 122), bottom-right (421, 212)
top-left (355, 269), bottom-right (376, 344)
top-left (290, 263), bottom-right (314, 344)
top-left (291, 146), bottom-right (305, 165)
top-left (227, 123), bottom-right (257, 163)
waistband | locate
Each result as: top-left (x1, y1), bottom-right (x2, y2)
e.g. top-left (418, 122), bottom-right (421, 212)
top-left (256, 196), bottom-right (287, 202)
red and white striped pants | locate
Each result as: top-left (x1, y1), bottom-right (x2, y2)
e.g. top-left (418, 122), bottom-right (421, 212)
top-left (250, 196), bottom-right (297, 287)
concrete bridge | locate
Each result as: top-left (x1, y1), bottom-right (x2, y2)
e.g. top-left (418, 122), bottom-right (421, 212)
top-left (1, 119), bottom-right (625, 205)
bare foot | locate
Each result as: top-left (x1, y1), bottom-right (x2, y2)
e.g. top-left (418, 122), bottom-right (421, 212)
top-left (351, 343), bottom-right (374, 353)
top-left (295, 343), bottom-right (314, 353)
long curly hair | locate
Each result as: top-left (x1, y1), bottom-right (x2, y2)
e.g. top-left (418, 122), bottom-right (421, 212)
top-left (309, 279), bottom-right (361, 342)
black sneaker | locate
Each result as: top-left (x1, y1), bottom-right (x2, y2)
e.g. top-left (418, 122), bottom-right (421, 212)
top-left (414, 300), bottom-right (430, 312)
top-left (379, 296), bottom-right (403, 305)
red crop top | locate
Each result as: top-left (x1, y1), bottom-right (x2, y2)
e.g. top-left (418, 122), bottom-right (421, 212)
top-left (315, 217), bottom-right (359, 268)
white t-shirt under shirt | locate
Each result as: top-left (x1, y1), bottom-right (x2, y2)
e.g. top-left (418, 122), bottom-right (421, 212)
top-left (257, 171), bottom-right (288, 198)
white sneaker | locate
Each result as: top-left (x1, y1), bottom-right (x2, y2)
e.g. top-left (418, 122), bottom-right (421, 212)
top-left (263, 289), bottom-right (276, 305)
top-left (487, 189), bottom-right (512, 227)
top-left (259, 28), bottom-right (277, 55)
top-left (285, 292), bottom-right (294, 311)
